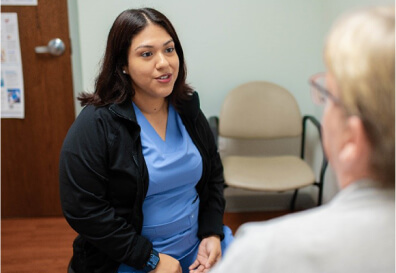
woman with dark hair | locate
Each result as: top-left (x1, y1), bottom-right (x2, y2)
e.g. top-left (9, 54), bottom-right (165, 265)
top-left (59, 8), bottom-right (233, 273)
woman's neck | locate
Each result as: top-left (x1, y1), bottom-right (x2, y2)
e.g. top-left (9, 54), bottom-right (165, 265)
top-left (133, 95), bottom-right (168, 116)
top-left (133, 95), bottom-right (169, 141)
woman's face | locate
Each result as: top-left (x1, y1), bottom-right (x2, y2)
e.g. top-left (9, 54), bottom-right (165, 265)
top-left (125, 23), bottom-right (179, 100)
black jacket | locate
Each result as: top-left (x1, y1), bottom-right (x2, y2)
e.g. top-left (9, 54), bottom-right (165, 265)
top-left (59, 92), bottom-right (225, 273)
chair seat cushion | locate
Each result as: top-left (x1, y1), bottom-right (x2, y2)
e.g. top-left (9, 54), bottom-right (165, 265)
top-left (223, 155), bottom-right (315, 191)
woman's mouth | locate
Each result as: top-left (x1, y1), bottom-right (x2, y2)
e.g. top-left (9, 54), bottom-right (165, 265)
top-left (156, 73), bottom-right (172, 83)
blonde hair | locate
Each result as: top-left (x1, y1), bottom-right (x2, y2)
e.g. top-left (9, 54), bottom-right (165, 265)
top-left (324, 6), bottom-right (395, 186)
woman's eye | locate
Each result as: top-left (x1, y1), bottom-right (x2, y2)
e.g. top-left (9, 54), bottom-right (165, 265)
top-left (165, 47), bottom-right (175, 53)
top-left (141, 52), bottom-right (153, 57)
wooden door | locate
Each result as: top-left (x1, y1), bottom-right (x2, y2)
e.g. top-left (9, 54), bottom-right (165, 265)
top-left (1, 0), bottom-right (75, 217)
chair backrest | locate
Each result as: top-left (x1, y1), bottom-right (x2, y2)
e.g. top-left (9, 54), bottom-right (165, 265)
top-left (219, 81), bottom-right (302, 139)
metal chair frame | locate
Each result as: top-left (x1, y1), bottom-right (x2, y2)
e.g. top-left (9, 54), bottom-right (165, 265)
top-left (208, 114), bottom-right (328, 211)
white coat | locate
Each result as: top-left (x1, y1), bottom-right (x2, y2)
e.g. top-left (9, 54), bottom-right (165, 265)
top-left (211, 179), bottom-right (395, 273)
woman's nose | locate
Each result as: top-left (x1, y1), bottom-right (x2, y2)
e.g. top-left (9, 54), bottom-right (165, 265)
top-left (155, 53), bottom-right (169, 69)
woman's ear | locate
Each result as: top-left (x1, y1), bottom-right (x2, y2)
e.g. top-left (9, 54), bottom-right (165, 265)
top-left (122, 66), bottom-right (128, 75)
top-left (339, 116), bottom-right (371, 166)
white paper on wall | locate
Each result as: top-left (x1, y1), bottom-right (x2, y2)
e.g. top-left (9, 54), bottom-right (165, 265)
top-left (1, 12), bottom-right (25, 119)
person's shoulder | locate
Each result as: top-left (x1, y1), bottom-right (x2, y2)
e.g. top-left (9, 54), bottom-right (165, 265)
top-left (236, 206), bottom-right (331, 239)
top-left (185, 91), bottom-right (200, 108)
top-left (191, 90), bottom-right (200, 104)
top-left (178, 91), bottom-right (201, 118)
top-left (75, 104), bottom-right (120, 126)
top-left (77, 104), bottom-right (112, 118)
top-left (212, 207), bottom-right (337, 273)
top-left (67, 104), bottom-right (120, 140)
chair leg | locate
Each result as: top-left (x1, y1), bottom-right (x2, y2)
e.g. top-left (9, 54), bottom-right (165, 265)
top-left (290, 189), bottom-right (299, 211)
top-left (317, 183), bottom-right (323, 206)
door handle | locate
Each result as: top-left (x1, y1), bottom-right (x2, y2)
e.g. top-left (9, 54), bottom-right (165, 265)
top-left (35, 38), bottom-right (65, 56)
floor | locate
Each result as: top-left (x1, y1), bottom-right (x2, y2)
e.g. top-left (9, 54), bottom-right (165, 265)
top-left (1, 211), bottom-right (290, 273)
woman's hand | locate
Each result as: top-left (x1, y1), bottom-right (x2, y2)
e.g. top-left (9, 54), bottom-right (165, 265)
top-left (152, 253), bottom-right (182, 273)
top-left (189, 236), bottom-right (221, 272)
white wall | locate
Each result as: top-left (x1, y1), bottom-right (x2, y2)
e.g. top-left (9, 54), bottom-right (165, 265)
top-left (71, 0), bottom-right (327, 116)
top-left (67, 0), bottom-right (83, 117)
top-left (68, 0), bottom-right (393, 204)
top-left (71, 0), bottom-right (392, 115)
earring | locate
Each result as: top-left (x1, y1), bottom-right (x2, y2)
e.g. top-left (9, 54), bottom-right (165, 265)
top-left (122, 70), bottom-right (127, 74)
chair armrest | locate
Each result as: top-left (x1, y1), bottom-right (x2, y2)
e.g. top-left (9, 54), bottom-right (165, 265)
top-left (208, 116), bottom-right (219, 146)
top-left (301, 115), bottom-right (328, 205)
top-left (301, 115), bottom-right (322, 159)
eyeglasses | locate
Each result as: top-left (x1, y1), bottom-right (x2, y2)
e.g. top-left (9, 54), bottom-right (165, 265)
top-left (309, 73), bottom-right (343, 106)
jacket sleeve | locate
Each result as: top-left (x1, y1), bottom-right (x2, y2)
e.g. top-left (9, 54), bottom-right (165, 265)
top-left (59, 106), bottom-right (152, 269)
top-left (195, 108), bottom-right (226, 240)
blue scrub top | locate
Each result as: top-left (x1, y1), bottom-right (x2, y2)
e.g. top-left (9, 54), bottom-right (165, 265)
top-left (133, 103), bottom-right (203, 259)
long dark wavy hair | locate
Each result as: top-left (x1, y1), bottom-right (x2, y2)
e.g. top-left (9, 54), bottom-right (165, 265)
top-left (78, 8), bottom-right (193, 108)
